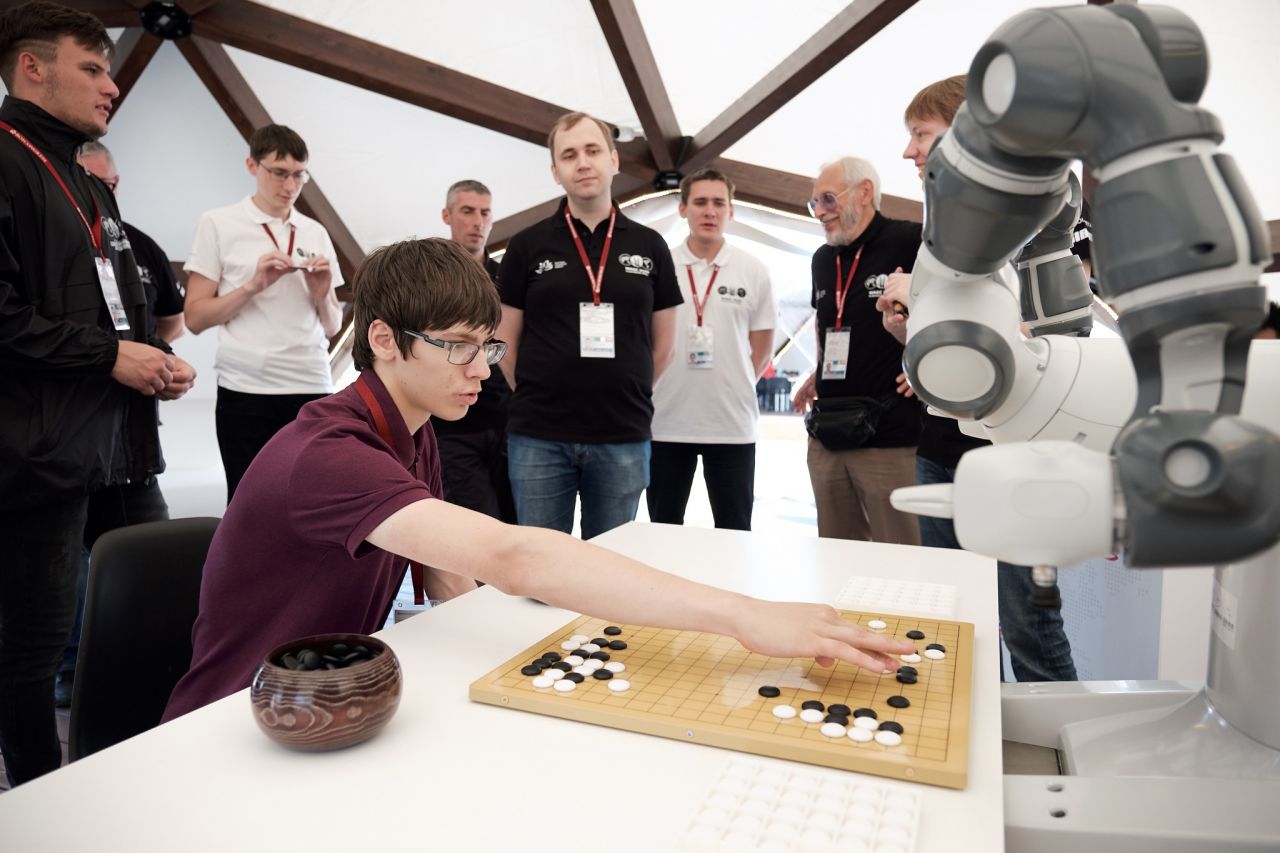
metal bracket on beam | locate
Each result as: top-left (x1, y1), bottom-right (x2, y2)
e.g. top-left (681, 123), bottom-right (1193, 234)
top-left (141, 1), bottom-right (193, 39)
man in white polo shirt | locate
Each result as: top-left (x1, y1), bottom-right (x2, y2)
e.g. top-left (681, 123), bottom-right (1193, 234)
top-left (648, 168), bottom-right (776, 530)
top-left (184, 124), bottom-right (343, 501)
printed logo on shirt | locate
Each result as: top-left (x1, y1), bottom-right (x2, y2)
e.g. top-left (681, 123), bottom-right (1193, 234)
top-left (102, 217), bottom-right (131, 253)
top-left (137, 264), bottom-right (153, 287)
top-left (534, 259), bottom-right (568, 275)
top-left (618, 254), bottom-right (653, 276)
top-left (716, 285), bottom-right (749, 305)
top-left (863, 273), bottom-right (888, 297)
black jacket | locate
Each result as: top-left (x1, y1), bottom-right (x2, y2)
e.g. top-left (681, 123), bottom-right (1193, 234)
top-left (0, 96), bottom-right (165, 510)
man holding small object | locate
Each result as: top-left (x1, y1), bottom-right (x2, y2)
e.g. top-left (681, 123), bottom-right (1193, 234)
top-left (183, 124), bottom-right (343, 502)
top-left (792, 157), bottom-right (922, 544)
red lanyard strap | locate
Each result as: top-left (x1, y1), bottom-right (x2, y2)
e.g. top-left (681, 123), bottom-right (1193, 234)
top-left (0, 120), bottom-right (104, 259)
top-left (261, 221), bottom-right (296, 257)
top-left (833, 244), bottom-right (864, 331)
top-left (565, 206), bottom-right (616, 305)
top-left (685, 263), bottom-right (720, 327)
top-left (356, 373), bottom-right (426, 605)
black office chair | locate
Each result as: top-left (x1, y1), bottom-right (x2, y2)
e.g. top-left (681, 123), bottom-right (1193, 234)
top-left (68, 517), bottom-right (218, 761)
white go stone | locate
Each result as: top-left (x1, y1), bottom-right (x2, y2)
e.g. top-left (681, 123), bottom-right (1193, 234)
top-left (899, 653), bottom-right (922, 664)
top-left (553, 679), bottom-right (577, 693)
top-left (875, 730), bottom-right (903, 747)
top-left (924, 648), bottom-right (946, 660)
top-left (820, 722), bottom-right (847, 738)
top-left (867, 619), bottom-right (888, 630)
top-left (580, 643), bottom-right (601, 653)
top-left (853, 716), bottom-right (879, 730)
top-left (564, 655), bottom-right (585, 666)
top-left (570, 634), bottom-right (589, 644)
top-left (799, 708), bottom-right (824, 724)
top-left (607, 678), bottom-right (631, 692)
top-left (847, 726), bottom-right (874, 743)
top-left (604, 661), bottom-right (625, 673)
top-left (531, 675), bottom-right (553, 689)
top-left (545, 668), bottom-right (566, 682)
top-left (560, 640), bottom-right (580, 651)
top-left (583, 658), bottom-right (604, 671)
top-left (772, 704), bottom-right (797, 719)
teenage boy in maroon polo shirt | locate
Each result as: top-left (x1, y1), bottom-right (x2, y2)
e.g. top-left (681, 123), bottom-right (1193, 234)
top-left (164, 239), bottom-right (912, 720)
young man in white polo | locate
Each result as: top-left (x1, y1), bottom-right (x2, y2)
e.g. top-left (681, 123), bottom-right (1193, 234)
top-left (183, 124), bottom-right (343, 502)
top-left (648, 168), bottom-right (776, 530)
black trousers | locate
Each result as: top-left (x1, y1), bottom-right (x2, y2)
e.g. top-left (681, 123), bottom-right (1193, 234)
top-left (216, 386), bottom-right (326, 503)
top-left (61, 479), bottom-right (171, 676)
top-left (437, 428), bottom-right (517, 523)
top-left (0, 497), bottom-right (87, 786)
top-left (646, 441), bottom-right (756, 531)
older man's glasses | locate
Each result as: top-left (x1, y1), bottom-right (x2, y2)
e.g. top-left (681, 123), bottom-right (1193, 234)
top-left (400, 329), bottom-right (507, 365)
top-left (806, 186), bottom-right (852, 218)
top-left (258, 162), bottom-right (311, 185)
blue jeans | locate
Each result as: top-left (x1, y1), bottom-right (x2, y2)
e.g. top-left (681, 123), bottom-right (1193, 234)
top-left (507, 434), bottom-right (650, 540)
top-left (916, 455), bottom-right (1077, 682)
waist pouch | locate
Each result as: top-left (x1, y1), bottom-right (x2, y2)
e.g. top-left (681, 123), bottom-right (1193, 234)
top-left (805, 396), bottom-right (895, 451)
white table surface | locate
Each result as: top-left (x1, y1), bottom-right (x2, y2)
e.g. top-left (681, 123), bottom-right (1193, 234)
top-left (0, 523), bottom-right (1003, 852)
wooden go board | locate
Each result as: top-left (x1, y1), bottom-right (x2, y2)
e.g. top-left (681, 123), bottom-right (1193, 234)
top-left (470, 610), bottom-right (974, 789)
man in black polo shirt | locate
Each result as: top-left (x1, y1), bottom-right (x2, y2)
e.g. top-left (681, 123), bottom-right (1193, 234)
top-left (792, 156), bottom-right (921, 544)
top-left (497, 112), bottom-right (680, 539)
top-left (434, 178), bottom-right (515, 522)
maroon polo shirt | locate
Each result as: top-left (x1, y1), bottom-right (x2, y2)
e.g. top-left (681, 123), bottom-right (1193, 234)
top-left (163, 370), bottom-right (439, 721)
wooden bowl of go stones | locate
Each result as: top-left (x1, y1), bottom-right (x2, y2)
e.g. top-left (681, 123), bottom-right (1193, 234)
top-left (250, 633), bottom-right (402, 751)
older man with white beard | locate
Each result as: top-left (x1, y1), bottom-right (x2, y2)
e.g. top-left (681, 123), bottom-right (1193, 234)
top-left (791, 157), bottom-right (922, 543)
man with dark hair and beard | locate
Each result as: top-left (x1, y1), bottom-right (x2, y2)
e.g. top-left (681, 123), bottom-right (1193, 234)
top-left (0, 0), bottom-right (194, 786)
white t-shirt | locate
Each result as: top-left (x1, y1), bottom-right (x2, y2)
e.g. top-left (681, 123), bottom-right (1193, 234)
top-left (651, 240), bottom-right (776, 444)
top-left (185, 196), bottom-right (343, 394)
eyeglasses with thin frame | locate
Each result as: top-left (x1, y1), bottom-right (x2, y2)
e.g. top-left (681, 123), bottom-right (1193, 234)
top-left (806, 186), bottom-right (852, 218)
top-left (400, 328), bottom-right (507, 366)
top-left (257, 161), bottom-right (311, 185)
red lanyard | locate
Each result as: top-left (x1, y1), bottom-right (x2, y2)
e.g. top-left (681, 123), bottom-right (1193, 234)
top-left (685, 263), bottom-right (720, 327)
top-left (261, 221), bottom-right (296, 257)
top-left (565, 206), bottom-right (616, 305)
top-left (0, 120), bottom-right (104, 260)
top-left (833, 244), bottom-right (864, 330)
top-left (355, 373), bottom-right (427, 605)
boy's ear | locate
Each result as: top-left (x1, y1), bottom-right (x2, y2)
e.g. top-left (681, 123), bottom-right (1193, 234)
top-left (368, 319), bottom-right (399, 360)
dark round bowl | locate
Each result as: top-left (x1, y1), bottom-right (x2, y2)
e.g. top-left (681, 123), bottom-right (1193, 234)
top-left (250, 633), bottom-right (402, 752)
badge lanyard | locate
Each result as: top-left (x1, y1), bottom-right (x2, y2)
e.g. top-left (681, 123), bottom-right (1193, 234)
top-left (685, 263), bottom-right (720, 327)
top-left (832, 244), bottom-right (864, 330)
top-left (566, 206), bottom-right (616, 305)
top-left (0, 120), bottom-right (105, 260)
top-left (261, 221), bottom-right (296, 257)
top-left (355, 373), bottom-right (426, 606)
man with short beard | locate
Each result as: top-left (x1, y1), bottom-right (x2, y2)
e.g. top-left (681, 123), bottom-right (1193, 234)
top-left (792, 157), bottom-right (921, 543)
top-left (0, 0), bottom-right (193, 786)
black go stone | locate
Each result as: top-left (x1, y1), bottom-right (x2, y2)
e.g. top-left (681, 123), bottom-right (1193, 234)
top-left (551, 661), bottom-right (572, 672)
top-left (521, 665), bottom-right (542, 676)
top-left (905, 630), bottom-right (925, 640)
top-left (879, 721), bottom-right (905, 735)
top-left (608, 640), bottom-right (628, 650)
top-left (823, 714), bottom-right (850, 725)
top-left (887, 695), bottom-right (911, 709)
top-left (541, 652), bottom-right (562, 662)
top-left (758, 685), bottom-right (781, 698)
top-left (565, 672), bottom-right (585, 683)
top-left (330, 643), bottom-right (349, 657)
top-left (281, 653), bottom-right (300, 670)
top-left (801, 700), bottom-right (825, 712)
top-left (589, 651), bottom-right (611, 661)
top-left (604, 626), bottom-right (623, 636)
top-left (592, 669), bottom-right (614, 680)
top-left (852, 707), bottom-right (878, 719)
top-left (592, 638), bottom-right (609, 646)
top-left (896, 672), bottom-right (918, 685)
top-left (827, 703), bottom-right (851, 717)
top-left (297, 650), bottom-right (321, 671)
top-left (926, 643), bottom-right (946, 653)
top-left (898, 665), bottom-right (918, 677)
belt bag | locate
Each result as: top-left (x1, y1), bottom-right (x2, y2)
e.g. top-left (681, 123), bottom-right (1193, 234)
top-left (805, 396), bottom-right (894, 451)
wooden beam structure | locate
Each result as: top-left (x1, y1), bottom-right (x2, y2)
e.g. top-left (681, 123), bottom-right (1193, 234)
top-left (683, 0), bottom-right (919, 171)
top-left (174, 35), bottom-right (365, 288)
top-left (591, 0), bottom-right (683, 172)
top-left (106, 27), bottom-right (161, 119)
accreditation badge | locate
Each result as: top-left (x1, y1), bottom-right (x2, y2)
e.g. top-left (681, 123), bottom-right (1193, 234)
top-left (686, 324), bottom-right (714, 369)
top-left (822, 327), bottom-right (851, 380)
top-left (579, 301), bottom-right (616, 358)
top-left (96, 257), bottom-right (131, 331)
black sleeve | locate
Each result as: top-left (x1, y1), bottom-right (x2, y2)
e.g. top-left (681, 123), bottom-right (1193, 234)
top-left (497, 233), bottom-right (527, 309)
top-left (650, 239), bottom-right (682, 311)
